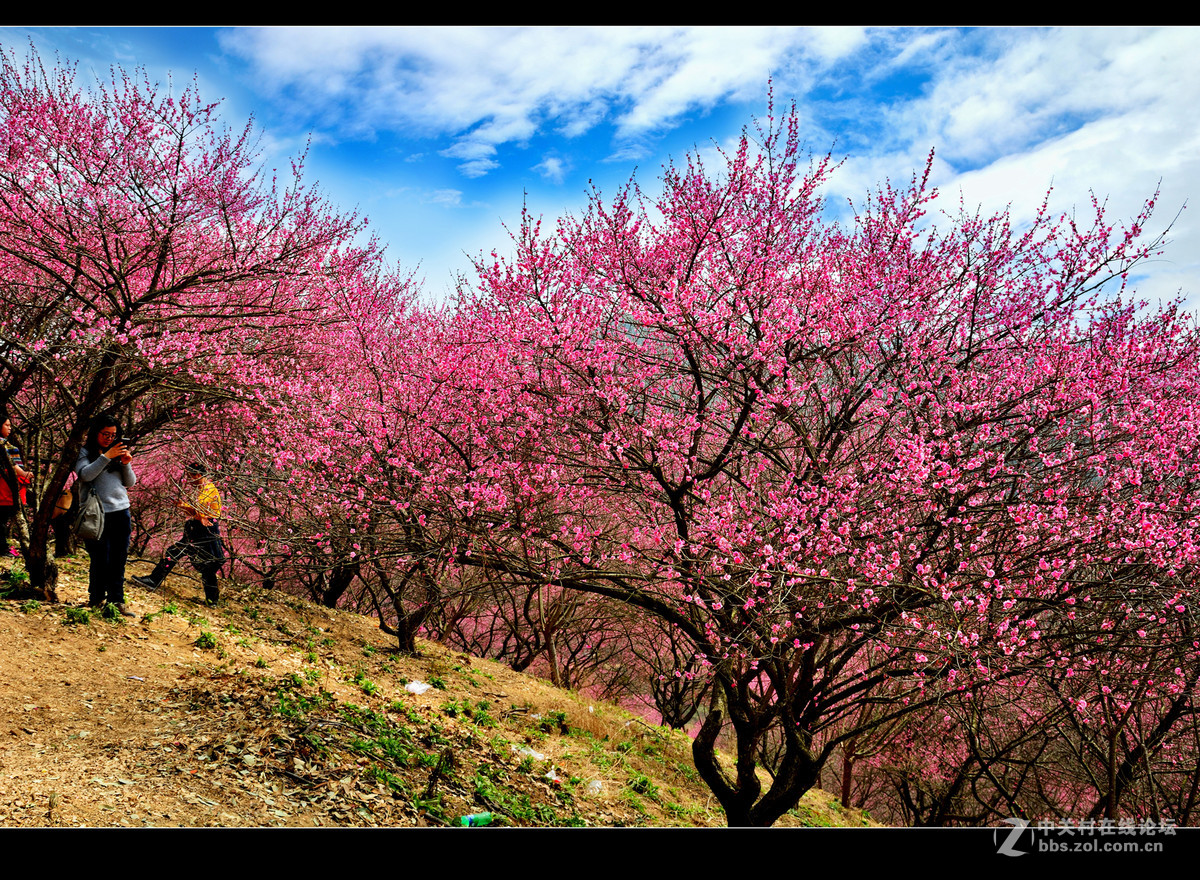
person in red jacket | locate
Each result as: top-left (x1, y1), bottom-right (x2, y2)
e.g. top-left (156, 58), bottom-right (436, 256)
top-left (0, 410), bottom-right (32, 557)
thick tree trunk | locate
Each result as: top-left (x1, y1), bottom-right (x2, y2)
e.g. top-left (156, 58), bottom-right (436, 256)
top-left (380, 611), bottom-right (420, 655)
top-left (691, 684), bottom-right (821, 826)
top-left (842, 749), bottom-right (855, 809)
top-left (25, 532), bottom-right (58, 603)
top-left (320, 561), bottom-right (359, 608)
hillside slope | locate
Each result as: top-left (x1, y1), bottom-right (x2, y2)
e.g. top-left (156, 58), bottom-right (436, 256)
top-left (0, 554), bottom-right (874, 828)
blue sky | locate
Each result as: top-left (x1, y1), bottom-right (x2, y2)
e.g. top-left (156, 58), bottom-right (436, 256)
top-left (5, 26), bottom-right (1198, 308)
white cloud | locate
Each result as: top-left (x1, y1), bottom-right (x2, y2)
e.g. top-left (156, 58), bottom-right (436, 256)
top-left (534, 155), bottom-right (569, 184)
top-left (872, 28), bottom-right (1197, 170)
top-left (812, 27), bottom-right (1200, 308)
top-left (427, 189), bottom-right (463, 207)
top-left (217, 26), bottom-right (858, 178)
top-left (454, 158), bottom-right (500, 179)
top-left (438, 139), bottom-right (500, 178)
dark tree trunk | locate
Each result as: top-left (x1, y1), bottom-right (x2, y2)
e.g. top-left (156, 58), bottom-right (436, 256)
top-left (691, 682), bottom-right (822, 826)
top-left (320, 561), bottom-right (359, 608)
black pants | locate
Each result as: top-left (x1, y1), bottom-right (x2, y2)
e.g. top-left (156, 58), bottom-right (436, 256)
top-left (53, 514), bottom-right (74, 557)
top-left (150, 520), bottom-right (225, 602)
top-left (0, 505), bottom-right (15, 555)
top-left (85, 508), bottom-right (131, 605)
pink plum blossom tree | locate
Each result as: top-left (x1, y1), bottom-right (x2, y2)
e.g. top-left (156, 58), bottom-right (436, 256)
top-left (428, 103), bottom-right (1200, 825)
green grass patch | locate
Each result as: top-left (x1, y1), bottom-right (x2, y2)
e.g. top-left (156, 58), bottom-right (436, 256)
top-left (0, 567), bottom-right (29, 599)
top-left (349, 668), bottom-right (379, 696)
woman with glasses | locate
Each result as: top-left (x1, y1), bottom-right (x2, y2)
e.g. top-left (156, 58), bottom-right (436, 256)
top-left (76, 415), bottom-right (137, 615)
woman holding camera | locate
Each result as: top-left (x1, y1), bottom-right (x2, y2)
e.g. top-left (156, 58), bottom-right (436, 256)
top-left (76, 415), bottom-right (136, 615)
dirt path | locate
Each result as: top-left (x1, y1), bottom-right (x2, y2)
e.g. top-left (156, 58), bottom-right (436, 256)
top-left (0, 555), bottom-right (354, 827)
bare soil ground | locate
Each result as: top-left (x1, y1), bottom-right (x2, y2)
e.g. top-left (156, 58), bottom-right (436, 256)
top-left (0, 553), bottom-right (871, 828)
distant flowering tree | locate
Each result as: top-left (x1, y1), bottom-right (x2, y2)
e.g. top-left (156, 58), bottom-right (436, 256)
top-left (1031, 596), bottom-right (1200, 822)
top-left (848, 612), bottom-right (1200, 826)
top-left (0, 47), bottom-right (375, 594)
top-left (418, 102), bottom-right (1200, 825)
top-left (212, 267), bottom-right (465, 652)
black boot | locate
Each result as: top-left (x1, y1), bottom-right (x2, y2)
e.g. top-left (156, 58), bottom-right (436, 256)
top-left (132, 559), bottom-right (170, 591)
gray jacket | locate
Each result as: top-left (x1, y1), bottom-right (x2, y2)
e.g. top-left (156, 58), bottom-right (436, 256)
top-left (75, 449), bottom-right (136, 513)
